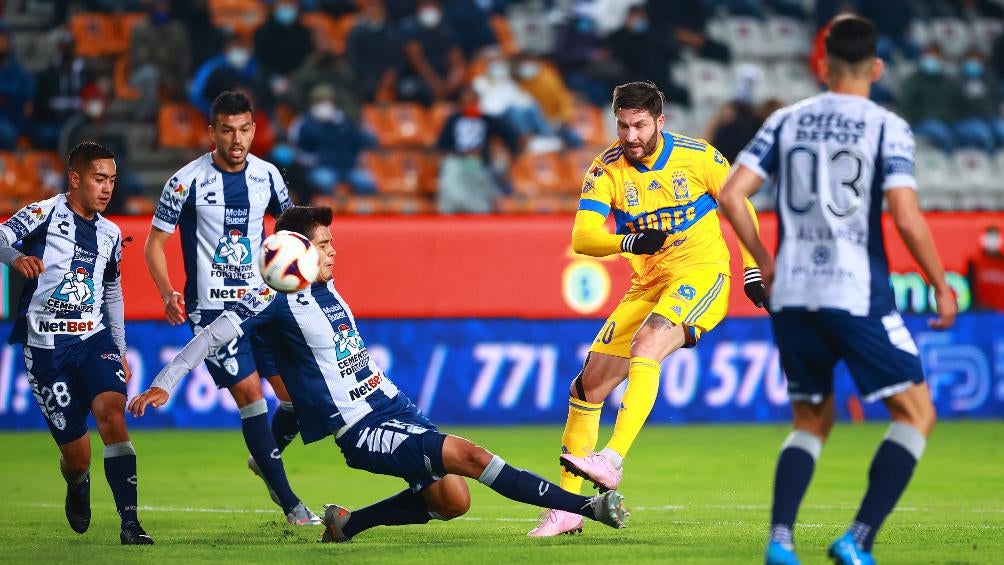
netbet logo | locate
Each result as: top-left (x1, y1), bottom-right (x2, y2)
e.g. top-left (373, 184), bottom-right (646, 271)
top-left (348, 374), bottom-right (383, 401)
top-left (37, 319), bottom-right (95, 334)
top-left (208, 287), bottom-right (249, 301)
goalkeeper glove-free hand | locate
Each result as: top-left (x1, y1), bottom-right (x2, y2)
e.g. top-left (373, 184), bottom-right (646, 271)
top-left (621, 229), bottom-right (668, 255)
top-left (744, 267), bottom-right (767, 308)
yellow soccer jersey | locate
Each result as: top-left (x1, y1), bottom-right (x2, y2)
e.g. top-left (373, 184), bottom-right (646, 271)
top-left (572, 130), bottom-right (758, 288)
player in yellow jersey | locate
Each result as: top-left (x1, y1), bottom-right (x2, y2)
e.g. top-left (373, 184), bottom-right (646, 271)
top-left (528, 82), bottom-right (767, 537)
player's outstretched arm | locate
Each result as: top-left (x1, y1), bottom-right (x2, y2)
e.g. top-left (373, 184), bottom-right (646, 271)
top-left (144, 227), bottom-right (186, 325)
top-left (572, 210), bottom-right (665, 256)
top-left (128, 313), bottom-right (244, 417)
top-left (719, 165), bottom-right (774, 289)
top-left (887, 188), bottom-right (957, 329)
top-left (0, 232), bottom-right (44, 278)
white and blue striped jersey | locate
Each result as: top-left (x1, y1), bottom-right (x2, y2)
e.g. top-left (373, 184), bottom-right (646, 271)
top-left (736, 92), bottom-right (917, 316)
top-left (152, 281), bottom-right (400, 444)
top-left (152, 153), bottom-right (292, 313)
top-left (1, 194), bottom-right (123, 348)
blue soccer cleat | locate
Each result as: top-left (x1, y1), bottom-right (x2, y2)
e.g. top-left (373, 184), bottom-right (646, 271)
top-left (765, 541), bottom-right (800, 564)
top-left (828, 532), bottom-right (875, 565)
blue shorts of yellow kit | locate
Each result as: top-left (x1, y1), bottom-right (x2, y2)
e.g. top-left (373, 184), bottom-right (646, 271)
top-left (589, 270), bottom-right (730, 358)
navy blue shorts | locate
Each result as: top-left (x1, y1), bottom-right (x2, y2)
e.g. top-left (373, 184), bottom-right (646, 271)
top-left (770, 310), bottom-right (925, 404)
top-left (336, 397), bottom-right (448, 493)
top-left (188, 310), bottom-right (280, 389)
top-left (24, 330), bottom-right (126, 446)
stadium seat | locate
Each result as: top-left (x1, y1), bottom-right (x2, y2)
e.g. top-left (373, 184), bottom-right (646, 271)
top-left (490, 15), bottom-right (518, 56)
top-left (21, 151), bottom-right (62, 187)
top-left (914, 146), bottom-right (958, 210)
top-left (767, 62), bottom-right (820, 104)
top-left (384, 195), bottom-right (434, 214)
top-left (930, 18), bottom-right (970, 58)
top-left (971, 18), bottom-right (1003, 54)
top-left (662, 104), bottom-right (693, 138)
top-left (764, 16), bottom-right (810, 58)
top-left (301, 12), bottom-right (339, 52)
top-left (725, 16), bottom-right (768, 60)
top-left (386, 103), bottom-right (435, 147)
top-left (427, 103), bottom-right (455, 137)
top-left (158, 103), bottom-right (208, 149)
top-left (952, 149), bottom-right (997, 210)
top-left (563, 148), bottom-right (600, 183)
top-left (687, 60), bottom-right (732, 108)
top-left (208, 0), bottom-right (267, 37)
top-left (70, 13), bottom-right (115, 57)
top-left (0, 152), bottom-right (20, 195)
top-left (570, 102), bottom-right (609, 148)
top-left (113, 13), bottom-right (149, 54)
top-left (364, 151), bottom-right (437, 194)
top-left (114, 56), bottom-right (141, 101)
top-left (510, 152), bottom-right (565, 195)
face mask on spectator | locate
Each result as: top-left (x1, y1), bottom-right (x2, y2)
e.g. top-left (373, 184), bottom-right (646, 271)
top-left (919, 54), bottom-right (941, 75)
top-left (962, 58), bottom-right (983, 78)
top-left (517, 61), bottom-right (540, 80)
top-left (418, 7), bottom-right (442, 28)
top-left (575, 17), bottom-right (595, 35)
top-left (983, 230), bottom-right (1001, 254)
top-left (226, 47), bottom-right (251, 69)
top-left (84, 100), bottom-right (105, 119)
top-left (629, 18), bottom-right (649, 34)
top-left (275, 4), bottom-right (298, 26)
top-left (488, 61), bottom-right (510, 80)
top-left (311, 101), bottom-right (338, 122)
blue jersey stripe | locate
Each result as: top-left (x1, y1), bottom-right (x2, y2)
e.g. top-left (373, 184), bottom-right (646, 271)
top-left (578, 199), bottom-right (611, 217)
top-left (8, 214), bottom-right (53, 345)
top-left (179, 175), bottom-right (200, 309)
top-left (612, 193), bottom-right (718, 235)
top-left (632, 132), bottom-right (675, 173)
top-left (867, 122), bottom-right (894, 315)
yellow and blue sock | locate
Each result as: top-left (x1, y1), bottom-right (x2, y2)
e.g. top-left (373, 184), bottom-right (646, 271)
top-left (604, 356), bottom-right (661, 461)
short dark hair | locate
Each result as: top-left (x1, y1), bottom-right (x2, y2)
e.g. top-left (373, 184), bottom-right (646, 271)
top-left (612, 81), bottom-right (664, 119)
top-left (825, 14), bottom-right (878, 65)
top-left (274, 206), bottom-right (334, 239)
top-left (210, 90), bottom-right (253, 126)
top-left (68, 141), bottom-right (115, 173)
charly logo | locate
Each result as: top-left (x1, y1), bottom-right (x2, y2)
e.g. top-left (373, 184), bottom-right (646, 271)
top-left (213, 229), bottom-right (252, 266)
top-left (52, 267), bottom-right (95, 306)
top-left (624, 181), bottom-right (639, 207)
top-left (672, 170), bottom-right (690, 199)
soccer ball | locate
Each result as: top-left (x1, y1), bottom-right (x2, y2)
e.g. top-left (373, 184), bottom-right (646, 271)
top-left (259, 230), bottom-right (320, 293)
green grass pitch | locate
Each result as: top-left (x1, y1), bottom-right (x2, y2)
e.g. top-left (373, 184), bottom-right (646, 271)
top-left (1, 422), bottom-right (1001, 564)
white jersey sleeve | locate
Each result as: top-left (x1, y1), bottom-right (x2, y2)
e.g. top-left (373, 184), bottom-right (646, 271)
top-left (152, 161), bottom-right (199, 234)
top-left (879, 113), bottom-right (916, 190)
top-left (0, 197), bottom-right (60, 246)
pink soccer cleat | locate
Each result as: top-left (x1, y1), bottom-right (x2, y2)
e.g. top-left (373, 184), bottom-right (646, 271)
top-left (527, 509), bottom-right (584, 537)
top-left (559, 452), bottom-right (623, 492)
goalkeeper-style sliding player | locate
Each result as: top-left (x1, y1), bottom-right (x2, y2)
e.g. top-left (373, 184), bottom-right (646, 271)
top-left (529, 81), bottom-right (766, 537)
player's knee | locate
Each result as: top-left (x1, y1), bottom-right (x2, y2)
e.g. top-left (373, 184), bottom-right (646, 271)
top-left (60, 454), bottom-right (90, 476)
top-left (433, 489), bottom-right (471, 520)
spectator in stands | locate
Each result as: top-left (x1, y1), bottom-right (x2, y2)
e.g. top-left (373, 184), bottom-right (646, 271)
top-left (970, 225), bottom-right (1004, 311)
top-left (472, 51), bottom-right (556, 148)
top-left (347, 0), bottom-right (402, 103)
top-left (861, 0), bottom-right (920, 61)
top-left (292, 84), bottom-right (377, 196)
top-left (957, 49), bottom-right (1004, 152)
top-left (552, 8), bottom-right (625, 106)
top-left (645, 0), bottom-right (730, 63)
top-left (254, 0), bottom-right (315, 110)
top-left (435, 87), bottom-right (520, 213)
top-left (900, 44), bottom-right (1001, 153)
top-left (398, 0), bottom-right (467, 104)
top-left (129, 0), bottom-right (191, 121)
top-left (0, 29), bottom-right (35, 150)
top-left (606, 6), bottom-right (690, 106)
top-left (702, 64), bottom-right (767, 163)
top-left (176, 0), bottom-right (227, 69)
top-left (441, 0), bottom-right (497, 57)
top-left (59, 83), bottom-right (149, 215)
top-left (994, 32), bottom-right (1004, 97)
top-left (513, 52), bottom-right (583, 149)
top-left (290, 51), bottom-right (361, 121)
top-left (31, 31), bottom-right (85, 150)
top-left (189, 33), bottom-right (261, 115)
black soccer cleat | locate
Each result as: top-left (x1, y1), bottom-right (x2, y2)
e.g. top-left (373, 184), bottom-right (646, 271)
top-left (64, 477), bottom-right (91, 534)
top-left (120, 521), bottom-right (154, 545)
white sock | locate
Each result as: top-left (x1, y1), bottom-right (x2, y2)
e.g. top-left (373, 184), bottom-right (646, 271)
top-left (599, 447), bottom-right (624, 469)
